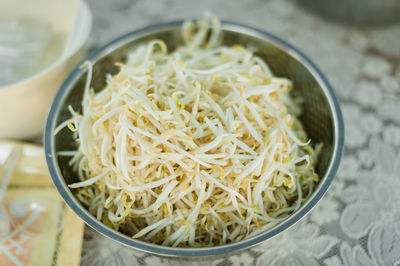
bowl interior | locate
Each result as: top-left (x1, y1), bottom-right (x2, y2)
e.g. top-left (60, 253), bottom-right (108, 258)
top-left (50, 23), bottom-right (338, 255)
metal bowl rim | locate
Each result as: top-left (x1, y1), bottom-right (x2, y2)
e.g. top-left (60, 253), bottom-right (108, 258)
top-left (44, 20), bottom-right (344, 257)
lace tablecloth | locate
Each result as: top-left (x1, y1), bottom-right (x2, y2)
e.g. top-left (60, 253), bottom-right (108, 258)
top-left (80, 0), bottom-right (400, 265)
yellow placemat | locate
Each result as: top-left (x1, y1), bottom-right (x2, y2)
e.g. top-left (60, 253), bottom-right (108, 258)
top-left (0, 141), bottom-right (84, 266)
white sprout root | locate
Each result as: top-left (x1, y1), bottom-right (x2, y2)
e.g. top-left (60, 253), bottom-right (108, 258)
top-left (57, 14), bottom-right (320, 247)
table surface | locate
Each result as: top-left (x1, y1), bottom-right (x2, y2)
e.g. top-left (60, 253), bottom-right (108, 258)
top-left (80, 0), bottom-right (400, 265)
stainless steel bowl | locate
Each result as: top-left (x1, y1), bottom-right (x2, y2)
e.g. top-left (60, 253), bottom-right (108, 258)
top-left (44, 20), bottom-right (344, 257)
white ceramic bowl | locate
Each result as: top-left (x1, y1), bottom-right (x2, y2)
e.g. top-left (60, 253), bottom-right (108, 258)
top-left (0, 1), bottom-right (91, 140)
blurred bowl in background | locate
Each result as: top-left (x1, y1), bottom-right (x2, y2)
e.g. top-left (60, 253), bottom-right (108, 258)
top-left (296, 0), bottom-right (400, 26)
top-left (0, 0), bottom-right (91, 140)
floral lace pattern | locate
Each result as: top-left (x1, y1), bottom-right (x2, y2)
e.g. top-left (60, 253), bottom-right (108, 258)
top-left (81, 0), bottom-right (400, 265)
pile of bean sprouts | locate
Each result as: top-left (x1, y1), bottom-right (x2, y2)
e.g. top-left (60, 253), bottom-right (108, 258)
top-left (56, 15), bottom-right (320, 247)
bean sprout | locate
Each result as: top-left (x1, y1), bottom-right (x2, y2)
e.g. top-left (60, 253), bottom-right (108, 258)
top-left (56, 15), bottom-right (319, 247)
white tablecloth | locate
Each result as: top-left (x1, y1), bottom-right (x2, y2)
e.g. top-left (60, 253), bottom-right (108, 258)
top-left (80, 0), bottom-right (400, 265)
